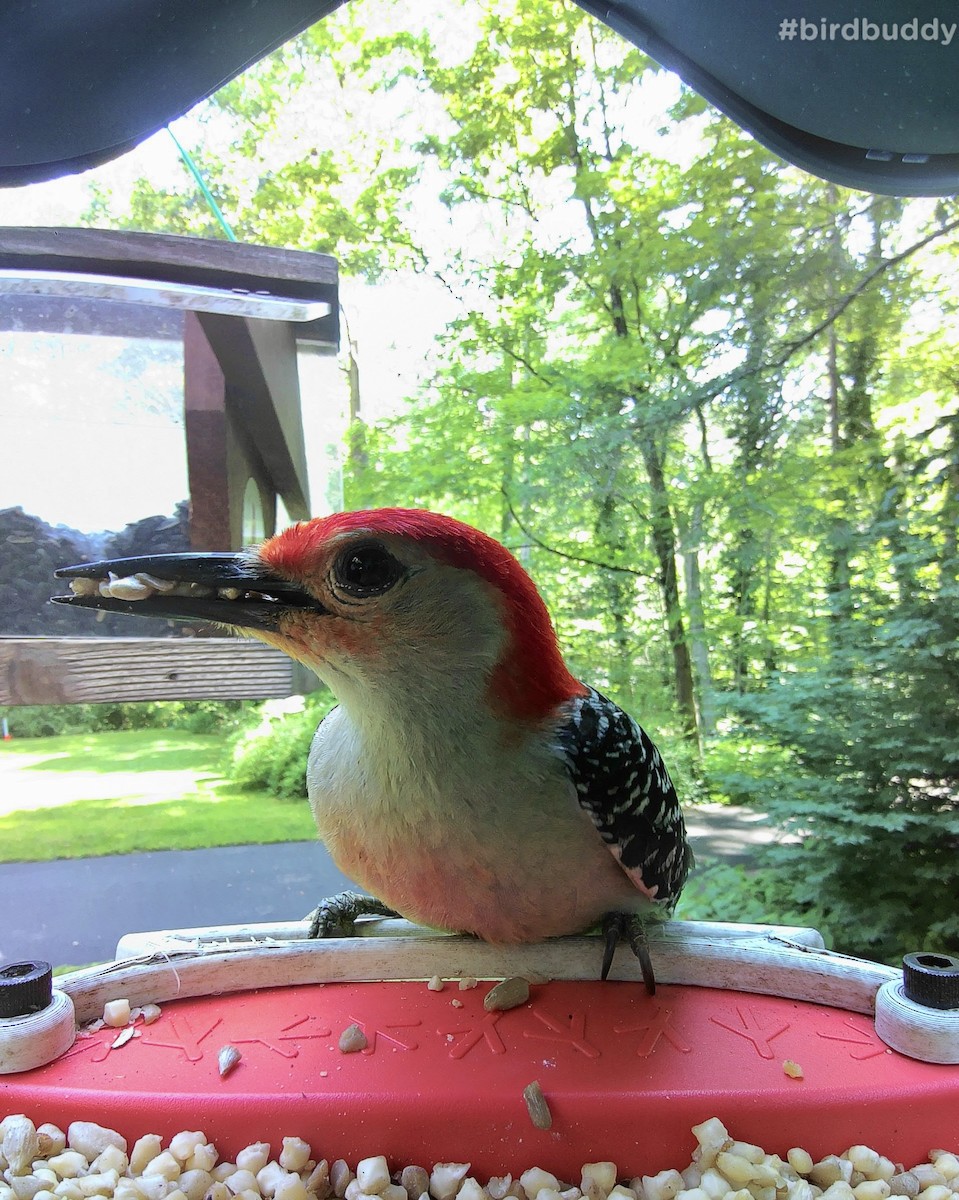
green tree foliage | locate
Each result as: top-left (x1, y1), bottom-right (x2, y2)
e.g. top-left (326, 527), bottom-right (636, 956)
top-left (84, 0), bottom-right (959, 959)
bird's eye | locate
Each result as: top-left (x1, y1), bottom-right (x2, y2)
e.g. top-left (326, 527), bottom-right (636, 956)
top-left (332, 541), bottom-right (403, 598)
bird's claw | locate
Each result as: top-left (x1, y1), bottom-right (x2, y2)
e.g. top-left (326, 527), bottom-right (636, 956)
top-left (307, 891), bottom-right (398, 938)
top-left (600, 912), bottom-right (656, 994)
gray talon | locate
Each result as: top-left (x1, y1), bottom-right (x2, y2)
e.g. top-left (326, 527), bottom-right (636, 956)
top-left (307, 890), bottom-right (398, 938)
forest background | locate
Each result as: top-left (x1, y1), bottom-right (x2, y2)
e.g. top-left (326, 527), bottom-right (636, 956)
top-left (1, 0), bottom-right (957, 966)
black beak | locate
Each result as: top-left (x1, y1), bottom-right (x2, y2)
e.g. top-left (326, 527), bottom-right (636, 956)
top-left (52, 552), bottom-right (322, 633)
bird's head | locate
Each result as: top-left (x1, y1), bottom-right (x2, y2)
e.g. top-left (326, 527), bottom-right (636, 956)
top-left (53, 508), bottom-right (584, 723)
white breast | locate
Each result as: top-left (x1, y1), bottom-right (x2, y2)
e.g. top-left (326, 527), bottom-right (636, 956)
top-left (305, 705), bottom-right (648, 942)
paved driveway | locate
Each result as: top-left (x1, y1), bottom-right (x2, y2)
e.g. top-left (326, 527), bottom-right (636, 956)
top-left (0, 804), bottom-right (788, 967)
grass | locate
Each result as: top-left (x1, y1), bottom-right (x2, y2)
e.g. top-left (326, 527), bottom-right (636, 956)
top-left (0, 729), bottom-right (316, 863)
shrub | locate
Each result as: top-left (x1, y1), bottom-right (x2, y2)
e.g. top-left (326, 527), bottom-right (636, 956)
top-left (675, 860), bottom-right (832, 942)
top-left (0, 700), bottom-right (255, 738)
top-left (230, 693), bottom-right (336, 800)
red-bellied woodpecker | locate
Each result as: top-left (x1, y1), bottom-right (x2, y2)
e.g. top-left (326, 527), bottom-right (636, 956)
top-left (54, 508), bottom-right (692, 987)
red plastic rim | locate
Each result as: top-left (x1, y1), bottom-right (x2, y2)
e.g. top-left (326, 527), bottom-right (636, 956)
top-left (6, 980), bottom-right (959, 1176)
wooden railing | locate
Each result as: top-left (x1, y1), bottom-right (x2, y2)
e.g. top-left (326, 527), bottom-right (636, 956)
top-left (0, 637), bottom-right (318, 705)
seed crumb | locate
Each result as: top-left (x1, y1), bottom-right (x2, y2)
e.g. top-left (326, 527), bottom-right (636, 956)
top-left (103, 999), bottom-right (132, 1028)
top-left (427, 976), bottom-right (445, 992)
top-left (338, 1023), bottom-right (368, 1053)
top-left (484, 976), bottom-right (530, 1012)
top-left (523, 1080), bottom-right (553, 1130)
top-left (218, 1045), bottom-right (242, 1077)
top-left (783, 1059), bottom-right (804, 1080)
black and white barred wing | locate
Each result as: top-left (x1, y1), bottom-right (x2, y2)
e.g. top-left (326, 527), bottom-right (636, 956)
top-left (554, 688), bottom-right (692, 910)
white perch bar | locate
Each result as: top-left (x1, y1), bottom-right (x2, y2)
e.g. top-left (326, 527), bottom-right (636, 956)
top-left (8, 919), bottom-right (959, 1072)
top-left (62, 918), bottom-right (896, 1026)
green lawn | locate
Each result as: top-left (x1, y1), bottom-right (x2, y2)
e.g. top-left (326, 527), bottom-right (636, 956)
top-left (0, 730), bottom-right (316, 863)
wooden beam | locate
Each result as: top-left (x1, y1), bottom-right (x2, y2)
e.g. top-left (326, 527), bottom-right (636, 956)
top-left (0, 227), bottom-right (338, 306)
top-left (0, 294), bottom-right (184, 339)
top-left (183, 311), bottom-right (233, 551)
top-left (197, 312), bottom-right (310, 520)
top-left (0, 638), bottom-right (319, 705)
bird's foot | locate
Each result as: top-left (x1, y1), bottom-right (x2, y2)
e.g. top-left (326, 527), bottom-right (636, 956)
top-left (600, 911), bottom-right (656, 994)
top-left (307, 891), bottom-right (399, 939)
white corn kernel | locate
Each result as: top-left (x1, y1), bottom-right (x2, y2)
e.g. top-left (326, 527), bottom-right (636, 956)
top-left (101, 1001), bottom-right (132, 1029)
top-left (236, 1146), bottom-right (271, 1175)
top-left (787, 1153), bottom-right (815, 1178)
top-left (112, 1183), bottom-right (146, 1200)
top-left (274, 1178), bottom-right (309, 1200)
top-left (692, 1123), bottom-right (732, 1170)
top-left (847, 1152), bottom-right (883, 1181)
top-left (128, 1177), bottom-right (167, 1200)
top-left (355, 1161), bottom-right (391, 1197)
top-left (129, 1137), bottom-right (164, 1177)
top-left (76, 1173), bottom-right (121, 1198)
top-left (67, 1125), bottom-right (126, 1162)
top-left (698, 1170), bottom-right (732, 1200)
top-left (92, 1148), bottom-right (129, 1177)
top-left (521, 1172), bottom-right (561, 1200)
top-left (747, 1186), bottom-right (775, 1200)
top-left (811, 1162), bottom-right (854, 1190)
top-left (8, 1180), bottom-right (43, 1200)
top-left (223, 1172), bottom-right (259, 1196)
top-left (47, 1154), bottom-right (88, 1181)
top-left (730, 1146), bottom-right (765, 1167)
top-left (854, 1183), bottom-right (890, 1200)
top-left (643, 1173), bottom-right (685, 1200)
top-left (716, 1156), bottom-right (756, 1188)
top-left (186, 1147), bottom-right (218, 1175)
top-left (854, 1180), bottom-right (892, 1200)
top-left (143, 1154), bottom-right (181, 1183)
top-left (821, 1185), bottom-right (856, 1200)
top-left (258, 1163), bottom-right (296, 1199)
top-left (177, 1172), bottom-right (214, 1200)
top-left (170, 1136), bottom-right (207, 1166)
top-left (581, 1165), bottom-right (618, 1200)
top-left (431, 1167), bottom-right (472, 1200)
top-left (928, 1158), bottom-right (956, 1184)
top-left (279, 1142), bottom-right (311, 1176)
top-left (456, 1183), bottom-right (487, 1200)
top-left (52, 1184), bottom-right (83, 1200)
top-left (786, 1183), bottom-right (816, 1200)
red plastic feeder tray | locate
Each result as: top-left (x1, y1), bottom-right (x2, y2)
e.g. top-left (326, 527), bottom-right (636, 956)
top-left (2, 920), bottom-right (958, 1178)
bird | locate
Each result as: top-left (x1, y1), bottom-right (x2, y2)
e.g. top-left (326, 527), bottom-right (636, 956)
top-left (54, 507), bottom-right (692, 988)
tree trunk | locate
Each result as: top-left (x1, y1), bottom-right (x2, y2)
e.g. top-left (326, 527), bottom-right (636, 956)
top-left (684, 501), bottom-right (716, 737)
top-left (638, 433), bottom-right (700, 747)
